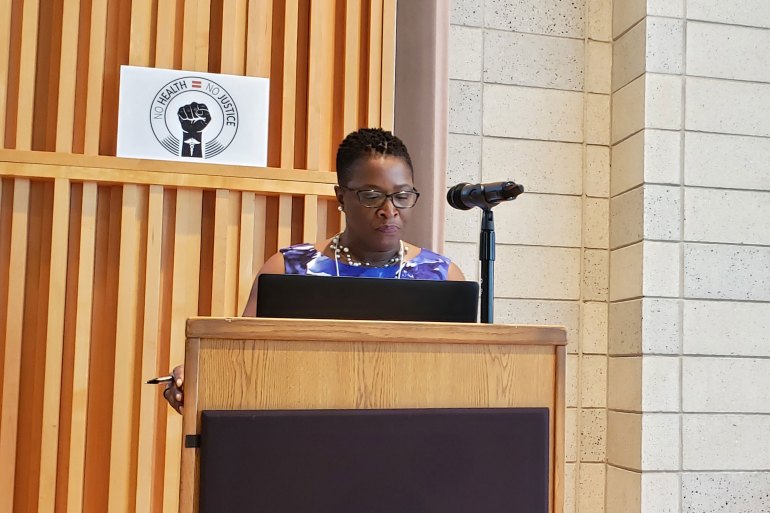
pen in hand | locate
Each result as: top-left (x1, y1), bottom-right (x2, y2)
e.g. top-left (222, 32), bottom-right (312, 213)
top-left (146, 375), bottom-right (174, 385)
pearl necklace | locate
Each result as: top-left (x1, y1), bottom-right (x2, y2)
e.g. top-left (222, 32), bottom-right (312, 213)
top-left (330, 234), bottom-right (407, 278)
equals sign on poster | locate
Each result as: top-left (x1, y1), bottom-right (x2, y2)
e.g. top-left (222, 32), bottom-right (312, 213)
top-left (191, 80), bottom-right (202, 89)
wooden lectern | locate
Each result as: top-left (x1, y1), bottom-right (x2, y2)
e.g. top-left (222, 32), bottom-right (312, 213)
top-left (180, 317), bottom-right (566, 513)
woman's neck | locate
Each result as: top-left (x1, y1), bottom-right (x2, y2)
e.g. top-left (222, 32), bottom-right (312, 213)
top-left (338, 232), bottom-right (400, 266)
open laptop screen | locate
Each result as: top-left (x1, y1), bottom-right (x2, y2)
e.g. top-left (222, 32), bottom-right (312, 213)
top-left (256, 274), bottom-right (479, 323)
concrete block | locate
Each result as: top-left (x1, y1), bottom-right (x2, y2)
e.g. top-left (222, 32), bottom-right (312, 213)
top-left (584, 197), bottom-right (609, 249)
top-left (610, 186), bottom-right (644, 249)
top-left (647, 0), bottom-right (683, 17)
top-left (645, 73), bottom-right (682, 131)
top-left (496, 193), bottom-right (583, 247)
top-left (482, 138), bottom-right (583, 195)
top-left (641, 355), bottom-right (680, 412)
top-left (578, 463), bottom-right (606, 513)
top-left (642, 241), bottom-right (680, 298)
top-left (646, 17), bottom-right (684, 75)
top-left (687, 0), bottom-right (770, 29)
top-left (641, 414), bottom-right (681, 470)
top-left (641, 298), bottom-right (681, 354)
top-left (685, 131), bottom-right (770, 191)
top-left (612, 75), bottom-right (645, 144)
top-left (606, 465), bottom-right (641, 513)
top-left (682, 472), bottom-right (770, 513)
top-left (644, 185), bottom-right (681, 241)
top-left (588, 0), bottom-right (612, 42)
top-left (609, 299), bottom-right (642, 355)
top-left (610, 242), bottom-right (643, 301)
top-left (612, 19), bottom-right (645, 93)
top-left (611, 130), bottom-right (644, 196)
top-left (586, 145), bottom-right (611, 198)
top-left (448, 133), bottom-right (482, 185)
top-left (449, 80), bottom-right (482, 135)
top-left (641, 472), bottom-right (679, 513)
top-left (483, 30), bottom-right (584, 91)
top-left (484, 0), bottom-right (586, 38)
top-left (687, 21), bottom-right (770, 83)
top-left (683, 414), bottom-right (770, 470)
top-left (683, 300), bottom-right (770, 356)
top-left (613, 0), bottom-right (645, 38)
top-left (582, 301), bottom-right (609, 354)
top-left (587, 40), bottom-right (612, 94)
top-left (686, 77), bottom-right (770, 137)
top-left (608, 356), bottom-right (642, 411)
top-left (581, 354), bottom-right (608, 408)
top-left (607, 411), bottom-right (641, 469)
top-left (451, 0), bottom-right (483, 26)
top-left (564, 462), bottom-right (577, 513)
top-left (586, 93), bottom-right (611, 145)
top-left (584, 249), bottom-right (609, 301)
top-left (495, 245), bottom-right (581, 299)
top-left (445, 204), bottom-right (480, 243)
top-left (483, 84), bottom-right (583, 142)
top-left (683, 357), bottom-right (770, 413)
top-left (643, 129), bottom-right (681, 186)
top-left (684, 243), bottom-right (770, 301)
top-left (567, 354), bottom-right (579, 407)
top-left (449, 26), bottom-right (483, 81)
top-left (684, 188), bottom-right (770, 245)
top-left (495, 299), bottom-right (580, 353)
top-left (444, 241), bottom-right (479, 281)
top-left (566, 407), bottom-right (578, 462)
top-left (580, 408), bottom-right (607, 461)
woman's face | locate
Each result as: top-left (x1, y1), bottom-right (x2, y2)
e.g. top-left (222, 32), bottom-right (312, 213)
top-left (336, 155), bottom-right (415, 253)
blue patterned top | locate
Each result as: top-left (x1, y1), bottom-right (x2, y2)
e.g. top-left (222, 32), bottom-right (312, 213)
top-left (280, 243), bottom-right (451, 280)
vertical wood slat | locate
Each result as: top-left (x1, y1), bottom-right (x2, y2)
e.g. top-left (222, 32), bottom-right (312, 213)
top-left (380, 0), bottom-right (396, 130)
top-left (245, 0), bottom-right (272, 77)
top-left (0, 0), bottom-right (13, 144)
top-left (277, 194), bottom-right (292, 249)
top-left (306, 0), bottom-right (336, 171)
top-left (65, 182), bottom-right (97, 513)
top-left (129, 0), bottom-right (154, 66)
top-left (252, 195), bottom-right (267, 275)
top-left (220, 0), bottom-right (248, 74)
top-left (210, 190), bottom-right (239, 316)
top-left (182, 0), bottom-right (211, 71)
top-left (36, 178), bottom-right (71, 513)
top-left (342, 0), bottom-right (361, 135)
top-left (155, 0), bottom-right (180, 68)
top-left (54, 0), bottom-right (81, 152)
top-left (15, 0), bottom-right (42, 149)
top-left (84, 0), bottom-right (109, 155)
top-left (237, 192), bottom-right (255, 314)
top-left (280, 0), bottom-right (299, 168)
top-left (303, 194), bottom-right (318, 243)
top-left (162, 189), bottom-right (202, 513)
top-left (316, 198), bottom-right (328, 242)
top-left (367, 0), bottom-right (383, 128)
top-left (107, 184), bottom-right (146, 513)
top-left (134, 185), bottom-right (163, 513)
top-left (0, 178), bottom-right (30, 513)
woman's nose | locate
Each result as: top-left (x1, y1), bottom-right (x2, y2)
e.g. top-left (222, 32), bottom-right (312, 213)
top-left (377, 197), bottom-right (399, 218)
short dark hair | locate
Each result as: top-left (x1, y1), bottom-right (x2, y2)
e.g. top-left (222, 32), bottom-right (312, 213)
top-left (335, 128), bottom-right (414, 186)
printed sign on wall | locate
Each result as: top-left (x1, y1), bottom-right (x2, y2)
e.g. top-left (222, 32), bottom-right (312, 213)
top-left (117, 66), bottom-right (269, 167)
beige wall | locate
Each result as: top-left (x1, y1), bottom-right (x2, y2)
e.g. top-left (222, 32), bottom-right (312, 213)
top-left (446, 1), bottom-right (612, 512)
top-left (446, 0), bottom-right (770, 512)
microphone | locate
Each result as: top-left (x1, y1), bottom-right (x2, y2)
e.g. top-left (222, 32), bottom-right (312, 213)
top-left (446, 181), bottom-right (524, 210)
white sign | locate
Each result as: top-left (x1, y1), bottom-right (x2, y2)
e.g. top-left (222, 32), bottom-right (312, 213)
top-left (117, 66), bottom-right (269, 167)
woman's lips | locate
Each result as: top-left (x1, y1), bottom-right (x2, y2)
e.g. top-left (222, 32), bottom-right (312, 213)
top-left (376, 224), bottom-right (400, 234)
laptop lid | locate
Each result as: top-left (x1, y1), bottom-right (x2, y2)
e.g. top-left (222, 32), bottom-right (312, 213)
top-left (256, 274), bottom-right (479, 323)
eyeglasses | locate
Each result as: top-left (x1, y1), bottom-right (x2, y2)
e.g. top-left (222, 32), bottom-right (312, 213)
top-left (341, 187), bottom-right (420, 209)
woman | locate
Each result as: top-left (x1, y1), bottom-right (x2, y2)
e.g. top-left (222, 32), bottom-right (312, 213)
top-left (164, 128), bottom-right (465, 412)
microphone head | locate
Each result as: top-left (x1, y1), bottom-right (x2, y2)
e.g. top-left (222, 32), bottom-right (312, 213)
top-left (446, 183), bottom-right (473, 210)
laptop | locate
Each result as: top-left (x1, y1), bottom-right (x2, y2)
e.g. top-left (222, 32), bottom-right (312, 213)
top-left (256, 274), bottom-right (479, 322)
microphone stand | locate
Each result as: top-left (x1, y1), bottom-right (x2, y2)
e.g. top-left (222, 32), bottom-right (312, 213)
top-left (480, 209), bottom-right (495, 324)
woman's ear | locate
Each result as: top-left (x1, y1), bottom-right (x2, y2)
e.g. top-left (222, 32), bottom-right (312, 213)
top-left (334, 185), bottom-right (344, 209)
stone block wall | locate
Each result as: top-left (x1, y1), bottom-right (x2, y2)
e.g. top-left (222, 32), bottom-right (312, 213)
top-left (447, 1), bottom-right (613, 511)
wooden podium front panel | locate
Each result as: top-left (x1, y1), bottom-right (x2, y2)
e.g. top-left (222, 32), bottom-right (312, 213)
top-left (181, 318), bottom-right (566, 513)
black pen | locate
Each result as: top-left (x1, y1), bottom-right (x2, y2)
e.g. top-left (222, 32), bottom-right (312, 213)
top-left (145, 375), bottom-right (175, 385)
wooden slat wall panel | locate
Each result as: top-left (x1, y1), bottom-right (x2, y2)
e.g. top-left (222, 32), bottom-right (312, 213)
top-left (0, 179), bottom-right (30, 513)
top-left (0, 0), bottom-right (399, 510)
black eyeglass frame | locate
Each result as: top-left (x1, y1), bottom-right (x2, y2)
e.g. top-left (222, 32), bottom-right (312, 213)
top-left (339, 186), bottom-right (421, 209)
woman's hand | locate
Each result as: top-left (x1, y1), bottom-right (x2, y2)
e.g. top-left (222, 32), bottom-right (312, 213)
top-left (163, 365), bottom-right (184, 414)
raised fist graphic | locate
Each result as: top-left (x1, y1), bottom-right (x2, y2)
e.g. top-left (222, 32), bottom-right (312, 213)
top-left (177, 102), bottom-right (211, 157)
